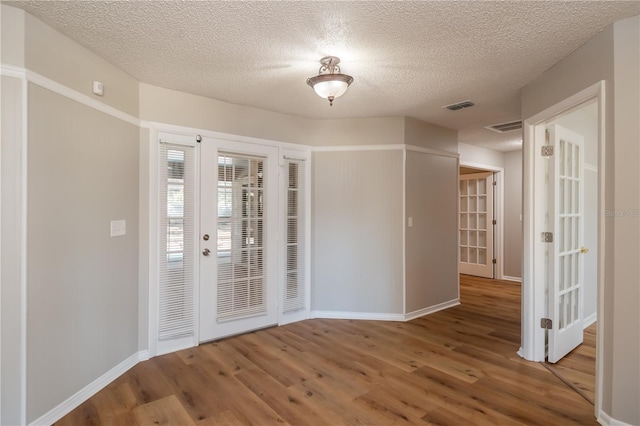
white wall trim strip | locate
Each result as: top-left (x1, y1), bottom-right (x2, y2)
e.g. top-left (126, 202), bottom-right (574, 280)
top-left (1, 64), bottom-right (140, 127)
top-left (502, 275), bottom-right (523, 283)
top-left (404, 299), bottom-right (460, 321)
top-left (312, 311), bottom-right (406, 322)
top-left (0, 64), bottom-right (27, 79)
top-left (29, 351), bottom-right (145, 426)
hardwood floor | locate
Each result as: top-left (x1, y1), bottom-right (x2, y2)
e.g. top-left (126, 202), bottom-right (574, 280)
top-left (544, 323), bottom-right (597, 405)
top-left (56, 275), bottom-right (598, 425)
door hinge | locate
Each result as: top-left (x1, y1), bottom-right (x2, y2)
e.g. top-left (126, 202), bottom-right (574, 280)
top-left (492, 219), bottom-right (497, 225)
top-left (540, 318), bottom-right (553, 329)
top-left (492, 259), bottom-right (497, 264)
top-left (492, 180), bottom-right (497, 186)
top-left (541, 145), bottom-right (554, 157)
top-left (542, 232), bottom-right (553, 243)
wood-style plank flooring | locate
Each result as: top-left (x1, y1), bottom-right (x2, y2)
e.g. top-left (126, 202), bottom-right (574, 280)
top-left (544, 322), bottom-right (596, 405)
top-left (56, 275), bottom-right (598, 425)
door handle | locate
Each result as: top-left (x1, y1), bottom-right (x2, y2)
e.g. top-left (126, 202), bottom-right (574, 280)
top-left (202, 248), bottom-right (211, 256)
top-left (580, 246), bottom-right (589, 254)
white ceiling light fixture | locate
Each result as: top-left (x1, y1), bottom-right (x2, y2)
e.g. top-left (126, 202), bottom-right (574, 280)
top-left (306, 56), bottom-right (354, 106)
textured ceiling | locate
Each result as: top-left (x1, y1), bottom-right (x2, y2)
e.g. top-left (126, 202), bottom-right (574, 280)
top-left (7, 1), bottom-right (640, 152)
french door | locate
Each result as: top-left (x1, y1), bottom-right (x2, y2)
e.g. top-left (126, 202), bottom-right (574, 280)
top-left (199, 138), bottom-right (279, 342)
top-left (548, 125), bottom-right (585, 362)
top-left (459, 172), bottom-right (494, 278)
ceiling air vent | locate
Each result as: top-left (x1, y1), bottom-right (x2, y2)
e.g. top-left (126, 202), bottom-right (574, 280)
top-left (486, 120), bottom-right (523, 133)
top-left (443, 100), bottom-right (475, 111)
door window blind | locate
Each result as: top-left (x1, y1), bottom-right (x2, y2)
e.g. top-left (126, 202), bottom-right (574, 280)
top-left (217, 153), bottom-right (267, 321)
top-left (159, 143), bottom-right (196, 340)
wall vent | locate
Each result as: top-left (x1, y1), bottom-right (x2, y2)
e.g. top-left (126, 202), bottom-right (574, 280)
top-left (485, 120), bottom-right (523, 133)
top-left (443, 100), bottom-right (475, 111)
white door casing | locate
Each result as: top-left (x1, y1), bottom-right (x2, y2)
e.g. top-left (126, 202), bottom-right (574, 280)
top-left (199, 138), bottom-right (279, 342)
top-left (548, 125), bottom-right (585, 363)
top-left (459, 172), bottom-right (494, 278)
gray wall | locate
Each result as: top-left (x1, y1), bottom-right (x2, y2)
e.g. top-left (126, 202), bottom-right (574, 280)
top-left (0, 8), bottom-right (142, 422)
top-left (27, 84), bottom-right (140, 422)
top-left (1, 75), bottom-right (26, 426)
top-left (503, 151), bottom-right (522, 279)
top-left (312, 150), bottom-right (404, 314)
top-left (405, 151), bottom-right (459, 313)
top-left (611, 15), bottom-right (639, 423)
top-left (522, 16), bottom-right (640, 424)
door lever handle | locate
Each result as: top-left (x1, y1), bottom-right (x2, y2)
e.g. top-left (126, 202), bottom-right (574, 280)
top-left (202, 248), bottom-right (211, 256)
top-left (580, 246), bottom-right (589, 254)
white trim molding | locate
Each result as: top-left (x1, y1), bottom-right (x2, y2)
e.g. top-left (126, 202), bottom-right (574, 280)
top-left (312, 311), bottom-right (406, 322)
top-left (404, 299), bottom-right (460, 321)
top-left (312, 299), bottom-right (460, 323)
top-left (1, 64), bottom-right (140, 128)
top-left (29, 351), bottom-right (145, 426)
top-left (598, 410), bottom-right (635, 426)
top-left (502, 275), bottom-right (522, 283)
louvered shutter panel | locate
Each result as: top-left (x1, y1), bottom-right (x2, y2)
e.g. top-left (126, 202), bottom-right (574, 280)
top-left (283, 160), bottom-right (305, 313)
top-left (159, 143), bottom-right (196, 340)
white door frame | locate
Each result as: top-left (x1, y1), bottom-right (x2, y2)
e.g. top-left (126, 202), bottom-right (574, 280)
top-left (146, 124), bottom-right (311, 357)
top-left (459, 161), bottom-right (504, 280)
top-left (520, 80), bottom-right (605, 417)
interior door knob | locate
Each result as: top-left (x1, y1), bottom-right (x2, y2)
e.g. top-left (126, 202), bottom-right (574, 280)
top-left (202, 248), bottom-right (211, 256)
top-left (580, 246), bottom-right (589, 254)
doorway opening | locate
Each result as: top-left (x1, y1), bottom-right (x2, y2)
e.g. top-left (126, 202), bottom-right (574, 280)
top-left (459, 163), bottom-right (504, 280)
top-left (459, 167), bottom-right (496, 279)
top-left (522, 81), bottom-right (604, 417)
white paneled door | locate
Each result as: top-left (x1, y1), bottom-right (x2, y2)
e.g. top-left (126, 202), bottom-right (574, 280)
top-left (548, 125), bottom-right (585, 363)
top-left (199, 139), bottom-right (279, 342)
top-left (459, 172), bottom-right (495, 278)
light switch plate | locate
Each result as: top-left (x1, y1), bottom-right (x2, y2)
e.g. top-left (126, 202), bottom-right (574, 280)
top-left (408, 217), bottom-right (413, 228)
top-left (110, 220), bottom-right (126, 237)
top-left (92, 81), bottom-right (104, 96)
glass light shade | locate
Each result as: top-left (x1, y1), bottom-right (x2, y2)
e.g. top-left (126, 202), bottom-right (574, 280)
top-left (307, 74), bottom-right (354, 99)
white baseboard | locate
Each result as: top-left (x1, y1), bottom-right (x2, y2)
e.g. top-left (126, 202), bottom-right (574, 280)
top-left (502, 275), bottom-right (522, 283)
top-left (30, 351), bottom-right (144, 426)
top-left (312, 299), bottom-right (460, 323)
top-left (404, 298), bottom-right (460, 321)
top-left (312, 310), bottom-right (405, 322)
top-left (598, 409), bottom-right (634, 426)
top-left (584, 312), bottom-right (597, 329)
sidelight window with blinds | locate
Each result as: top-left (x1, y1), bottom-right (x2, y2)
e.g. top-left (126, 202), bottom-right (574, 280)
top-left (158, 142), bottom-right (196, 341)
top-left (283, 160), bottom-right (305, 314)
